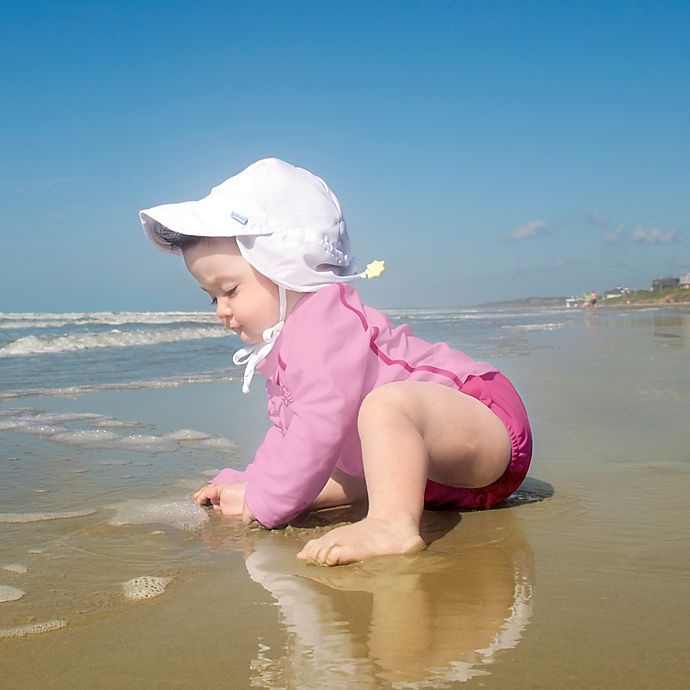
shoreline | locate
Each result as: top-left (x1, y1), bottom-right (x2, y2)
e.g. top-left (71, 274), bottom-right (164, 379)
top-left (483, 299), bottom-right (690, 311)
top-left (590, 300), bottom-right (690, 309)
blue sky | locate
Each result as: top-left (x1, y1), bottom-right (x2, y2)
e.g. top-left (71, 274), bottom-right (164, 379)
top-left (1, 1), bottom-right (688, 311)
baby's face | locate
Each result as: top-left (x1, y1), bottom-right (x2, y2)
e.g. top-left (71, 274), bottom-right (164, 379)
top-left (183, 237), bottom-right (280, 344)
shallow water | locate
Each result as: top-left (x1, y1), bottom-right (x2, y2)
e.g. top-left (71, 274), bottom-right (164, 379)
top-left (1, 306), bottom-right (689, 688)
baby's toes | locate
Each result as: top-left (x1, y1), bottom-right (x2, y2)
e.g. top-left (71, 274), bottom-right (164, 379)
top-left (296, 537), bottom-right (321, 561)
top-left (322, 543), bottom-right (345, 566)
top-left (313, 539), bottom-right (340, 566)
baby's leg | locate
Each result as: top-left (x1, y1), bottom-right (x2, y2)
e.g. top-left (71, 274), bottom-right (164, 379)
top-left (297, 381), bottom-right (511, 565)
top-left (310, 468), bottom-right (367, 510)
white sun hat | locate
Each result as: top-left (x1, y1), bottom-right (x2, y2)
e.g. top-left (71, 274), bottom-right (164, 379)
top-left (139, 157), bottom-right (384, 393)
top-left (140, 157), bottom-right (383, 291)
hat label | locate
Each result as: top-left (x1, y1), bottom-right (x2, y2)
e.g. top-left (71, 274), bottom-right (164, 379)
top-left (231, 211), bottom-right (249, 225)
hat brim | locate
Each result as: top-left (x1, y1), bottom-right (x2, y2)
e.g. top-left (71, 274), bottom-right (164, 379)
top-left (140, 197), bottom-right (269, 255)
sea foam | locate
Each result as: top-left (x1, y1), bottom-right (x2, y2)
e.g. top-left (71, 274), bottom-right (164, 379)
top-left (0, 310), bottom-right (216, 330)
top-left (108, 434), bottom-right (179, 453)
top-left (191, 437), bottom-right (239, 453)
top-left (0, 419), bottom-right (29, 431)
top-left (122, 576), bottom-right (173, 601)
top-left (21, 424), bottom-right (68, 436)
top-left (0, 407), bottom-right (41, 417)
top-left (165, 429), bottom-right (214, 441)
top-left (0, 509), bottom-right (96, 523)
top-left (30, 412), bottom-right (106, 424)
top-left (51, 429), bottom-right (120, 446)
top-left (107, 499), bottom-right (209, 531)
top-left (96, 418), bottom-right (143, 429)
top-left (0, 586), bottom-right (25, 602)
top-left (1, 564), bottom-right (28, 574)
top-left (0, 370), bottom-right (237, 400)
top-left (0, 326), bottom-right (229, 358)
top-left (0, 620), bottom-right (67, 638)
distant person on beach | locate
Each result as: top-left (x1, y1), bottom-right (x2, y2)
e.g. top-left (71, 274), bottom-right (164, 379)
top-left (588, 291), bottom-right (598, 308)
top-left (140, 158), bottom-right (532, 565)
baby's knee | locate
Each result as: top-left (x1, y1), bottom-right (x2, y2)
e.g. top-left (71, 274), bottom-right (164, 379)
top-left (357, 383), bottom-right (419, 431)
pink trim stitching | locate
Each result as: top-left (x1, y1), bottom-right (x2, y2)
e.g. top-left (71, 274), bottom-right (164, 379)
top-left (337, 284), bottom-right (464, 389)
top-left (338, 283), bottom-right (368, 329)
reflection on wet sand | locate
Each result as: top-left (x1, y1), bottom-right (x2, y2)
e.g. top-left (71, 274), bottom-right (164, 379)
top-left (238, 508), bottom-right (534, 688)
top-left (595, 312), bottom-right (690, 349)
top-left (652, 314), bottom-right (690, 347)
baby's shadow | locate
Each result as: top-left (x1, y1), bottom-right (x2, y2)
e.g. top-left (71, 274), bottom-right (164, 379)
top-left (494, 476), bottom-right (555, 509)
top-left (420, 476), bottom-right (554, 543)
top-left (285, 476), bottom-right (553, 547)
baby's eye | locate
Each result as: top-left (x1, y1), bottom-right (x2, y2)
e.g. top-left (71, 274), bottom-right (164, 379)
top-left (210, 297), bottom-right (217, 305)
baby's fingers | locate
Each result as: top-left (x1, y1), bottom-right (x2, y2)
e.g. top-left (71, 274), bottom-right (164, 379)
top-left (193, 485), bottom-right (220, 506)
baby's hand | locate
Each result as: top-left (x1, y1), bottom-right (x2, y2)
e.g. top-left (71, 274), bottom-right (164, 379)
top-left (193, 482), bottom-right (247, 516)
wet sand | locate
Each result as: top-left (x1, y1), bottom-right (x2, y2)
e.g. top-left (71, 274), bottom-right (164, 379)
top-left (1, 308), bottom-right (689, 688)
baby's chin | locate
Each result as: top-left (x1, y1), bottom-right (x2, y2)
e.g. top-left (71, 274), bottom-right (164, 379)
top-left (238, 331), bottom-right (261, 345)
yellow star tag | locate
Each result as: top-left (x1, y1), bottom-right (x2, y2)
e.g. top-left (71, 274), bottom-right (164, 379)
top-left (363, 260), bottom-right (385, 279)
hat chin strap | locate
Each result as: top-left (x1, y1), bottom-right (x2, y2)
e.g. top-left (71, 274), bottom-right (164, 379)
top-left (232, 285), bottom-right (287, 394)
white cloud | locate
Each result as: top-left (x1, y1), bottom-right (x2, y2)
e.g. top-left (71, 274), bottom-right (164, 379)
top-left (605, 224), bottom-right (681, 247)
top-left (631, 226), bottom-right (680, 244)
top-left (503, 212), bottom-right (682, 250)
top-left (604, 224), bottom-right (628, 245)
top-left (503, 220), bottom-right (549, 241)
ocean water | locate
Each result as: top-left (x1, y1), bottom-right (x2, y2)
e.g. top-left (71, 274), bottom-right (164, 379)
top-left (1, 304), bottom-right (689, 689)
top-left (0, 305), bottom-right (577, 399)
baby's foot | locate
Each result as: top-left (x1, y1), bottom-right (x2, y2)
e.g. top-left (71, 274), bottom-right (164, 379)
top-left (296, 517), bottom-right (426, 566)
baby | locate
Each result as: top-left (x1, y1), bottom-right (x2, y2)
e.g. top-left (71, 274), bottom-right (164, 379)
top-left (140, 158), bottom-right (532, 565)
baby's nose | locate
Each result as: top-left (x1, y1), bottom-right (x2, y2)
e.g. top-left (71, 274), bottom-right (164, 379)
top-left (215, 297), bottom-right (232, 320)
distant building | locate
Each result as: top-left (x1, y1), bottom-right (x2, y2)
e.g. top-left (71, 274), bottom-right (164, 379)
top-left (604, 286), bottom-right (631, 299)
top-left (681, 273), bottom-right (690, 288)
top-left (651, 276), bottom-right (679, 291)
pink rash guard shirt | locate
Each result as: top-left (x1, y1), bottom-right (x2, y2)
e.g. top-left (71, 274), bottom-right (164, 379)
top-left (211, 283), bottom-right (505, 528)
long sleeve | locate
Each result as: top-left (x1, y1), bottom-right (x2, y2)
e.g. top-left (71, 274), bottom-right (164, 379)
top-left (210, 424), bottom-right (284, 485)
top-left (243, 286), bottom-right (373, 528)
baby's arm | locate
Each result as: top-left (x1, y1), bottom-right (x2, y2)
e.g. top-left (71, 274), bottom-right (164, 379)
top-left (243, 288), bottom-right (373, 528)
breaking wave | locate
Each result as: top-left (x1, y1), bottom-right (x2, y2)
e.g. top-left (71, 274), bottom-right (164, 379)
top-left (0, 326), bottom-right (229, 358)
top-left (0, 311), bottom-right (216, 330)
top-left (0, 369), bottom-right (237, 400)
